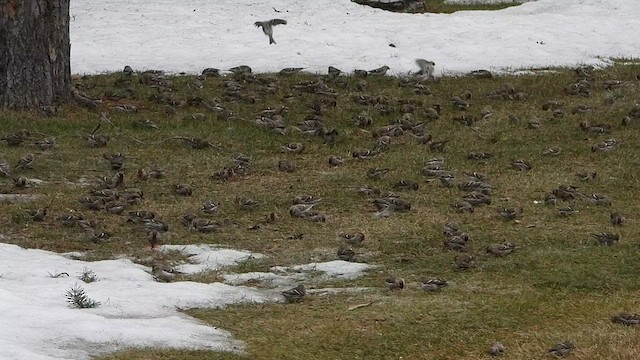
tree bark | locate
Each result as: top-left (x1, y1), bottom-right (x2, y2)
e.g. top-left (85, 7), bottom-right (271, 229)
top-left (0, 0), bottom-right (71, 108)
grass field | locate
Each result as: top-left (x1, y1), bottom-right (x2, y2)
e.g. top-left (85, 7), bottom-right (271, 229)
top-left (1, 60), bottom-right (640, 359)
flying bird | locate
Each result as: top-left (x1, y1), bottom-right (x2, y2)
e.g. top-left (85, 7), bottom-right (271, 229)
top-left (254, 19), bottom-right (287, 44)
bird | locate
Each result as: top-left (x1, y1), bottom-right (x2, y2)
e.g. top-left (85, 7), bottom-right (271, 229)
top-left (420, 277), bottom-right (448, 292)
top-left (498, 208), bottom-right (523, 220)
top-left (202, 200), bottom-right (220, 215)
top-left (28, 207), bottom-right (47, 222)
top-left (15, 153), bottom-right (34, 170)
top-left (103, 152), bottom-right (125, 170)
top-left (454, 254), bottom-right (476, 270)
top-left (611, 312), bottom-right (640, 326)
top-left (236, 196), bottom-right (261, 210)
top-left (415, 59), bottom-right (435, 79)
top-left (281, 143), bottom-right (305, 154)
top-left (337, 247), bottom-right (356, 261)
top-left (367, 167), bottom-right (390, 180)
top-left (394, 180), bottom-right (419, 191)
top-left (384, 277), bottom-right (405, 290)
top-left (352, 149), bottom-right (378, 160)
top-left (278, 160), bottom-right (296, 173)
top-left (254, 19), bottom-right (287, 44)
top-left (174, 183), bottom-right (193, 196)
top-left (328, 66), bottom-right (342, 77)
top-left (328, 155), bottom-right (344, 167)
top-left (0, 160), bottom-right (11, 177)
top-left (546, 341), bottom-right (574, 358)
top-left (34, 138), bottom-right (56, 151)
top-left (489, 342), bottom-right (506, 356)
top-left (368, 66), bottom-right (390, 76)
top-left (511, 159), bottom-right (532, 171)
top-left (141, 219), bottom-right (169, 232)
top-left (591, 232), bottom-right (619, 246)
top-left (338, 232), bottom-right (365, 246)
top-left (486, 242), bottom-right (516, 257)
top-left (279, 67), bottom-right (304, 75)
top-left (610, 212), bottom-right (625, 226)
top-left (558, 206), bottom-right (579, 217)
top-left (147, 230), bottom-right (160, 249)
top-left (281, 284), bottom-right (306, 303)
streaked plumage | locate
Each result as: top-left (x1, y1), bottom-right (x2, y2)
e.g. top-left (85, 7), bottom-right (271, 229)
top-left (384, 277), bottom-right (405, 290)
top-left (15, 153), bottom-right (34, 170)
top-left (420, 277), bottom-right (448, 292)
top-left (281, 284), bottom-right (306, 303)
top-left (368, 65), bottom-right (390, 76)
top-left (546, 341), bottom-right (574, 358)
top-left (338, 232), bottom-right (365, 246)
top-left (486, 242), bottom-right (516, 257)
top-left (612, 312), bottom-right (640, 326)
top-left (498, 207), bottom-right (523, 220)
top-left (591, 232), bottom-right (619, 246)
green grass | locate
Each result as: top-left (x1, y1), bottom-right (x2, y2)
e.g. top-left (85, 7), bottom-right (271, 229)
top-left (1, 62), bottom-right (640, 359)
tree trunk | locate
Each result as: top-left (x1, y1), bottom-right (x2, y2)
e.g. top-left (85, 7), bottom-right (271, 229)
top-left (0, 0), bottom-right (71, 108)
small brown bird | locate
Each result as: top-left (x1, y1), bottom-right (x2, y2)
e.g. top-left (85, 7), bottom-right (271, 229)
top-left (202, 200), bottom-right (220, 215)
top-left (328, 155), bottom-right (344, 167)
top-left (281, 142), bottom-right (305, 154)
top-left (546, 341), bottom-right (574, 358)
top-left (384, 277), bottom-right (405, 290)
top-left (367, 167), bottom-right (390, 180)
top-left (147, 230), bottom-right (161, 249)
top-left (13, 176), bottom-right (28, 188)
top-left (87, 134), bottom-right (110, 148)
top-left (591, 232), bottom-right (619, 246)
top-left (28, 207), bottom-right (48, 222)
top-left (610, 212), bottom-right (625, 226)
top-left (454, 254), bottom-right (476, 270)
top-left (420, 277), bottom-right (448, 292)
top-left (278, 160), bottom-right (296, 173)
top-left (511, 159), bottom-right (532, 171)
top-left (338, 232), bottom-right (365, 246)
top-left (281, 284), bottom-right (306, 303)
top-left (394, 179), bottom-right (419, 191)
top-left (337, 247), bottom-right (356, 262)
top-left (489, 342), bottom-right (506, 356)
top-left (15, 153), bottom-right (34, 170)
top-left (236, 196), bottom-right (261, 210)
top-left (498, 208), bottom-right (523, 220)
top-left (611, 312), bottom-right (640, 326)
top-left (174, 183), bottom-right (193, 196)
top-left (103, 153), bottom-right (125, 170)
top-left (486, 242), bottom-right (516, 257)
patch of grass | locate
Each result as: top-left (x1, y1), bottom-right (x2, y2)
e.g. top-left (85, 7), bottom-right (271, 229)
top-left (2, 61), bottom-right (640, 359)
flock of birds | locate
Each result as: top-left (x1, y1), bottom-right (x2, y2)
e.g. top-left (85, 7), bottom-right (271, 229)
top-left (1, 55), bottom-right (640, 357)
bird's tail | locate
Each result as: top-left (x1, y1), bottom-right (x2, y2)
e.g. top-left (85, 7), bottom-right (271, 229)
top-left (269, 35), bottom-right (276, 44)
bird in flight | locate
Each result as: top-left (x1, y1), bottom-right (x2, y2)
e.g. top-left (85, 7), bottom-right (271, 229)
top-left (254, 19), bottom-right (287, 44)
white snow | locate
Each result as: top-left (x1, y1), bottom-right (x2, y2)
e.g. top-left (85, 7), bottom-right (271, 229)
top-left (70, 0), bottom-right (640, 76)
top-left (0, 242), bottom-right (375, 359)
top-left (159, 244), bottom-right (263, 274)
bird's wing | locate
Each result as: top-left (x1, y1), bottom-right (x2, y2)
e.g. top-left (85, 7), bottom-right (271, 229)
top-left (254, 21), bottom-right (264, 28)
top-left (269, 19), bottom-right (287, 26)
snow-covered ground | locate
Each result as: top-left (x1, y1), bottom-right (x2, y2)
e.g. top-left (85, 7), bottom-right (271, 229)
top-left (70, 0), bottom-right (640, 76)
top-left (0, 242), bottom-right (375, 359)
